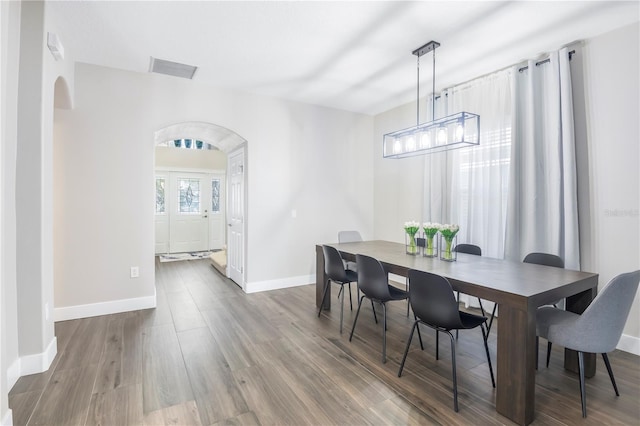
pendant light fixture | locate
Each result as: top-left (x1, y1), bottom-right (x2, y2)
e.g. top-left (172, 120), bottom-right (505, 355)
top-left (383, 41), bottom-right (480, 158)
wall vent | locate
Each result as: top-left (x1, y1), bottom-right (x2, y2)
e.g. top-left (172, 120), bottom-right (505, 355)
top-left (149, 57), bottom-right (197, 79)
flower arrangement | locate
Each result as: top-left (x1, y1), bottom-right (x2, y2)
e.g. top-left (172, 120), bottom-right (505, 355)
top-left (422, 222), bottom-right (441, 257)
top-left (439, 223), bottom-right (460, 261)
top-left (404, 221), bottom-right (421, 255)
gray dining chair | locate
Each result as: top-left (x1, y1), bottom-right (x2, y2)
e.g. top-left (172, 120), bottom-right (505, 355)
top-left (524, 252), bottom-right (565, 368)
top-left (398, 269), bottom-right (495, 412)
top-left (338, 230), bottom-right (362, 272)
top-left (318, 245), bottom-right (357, 333)
top-left (349, 254), bottom-right (409, 363)
top-left (536, 270), bottom-right (640, 418)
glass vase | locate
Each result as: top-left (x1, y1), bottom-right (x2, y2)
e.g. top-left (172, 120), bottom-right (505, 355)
top-left (423, 234), bottom-right (438, 257)
top-left (440, 235), bottom-right (457, 261)
top-left (405, 233), bottom-right (419, 255)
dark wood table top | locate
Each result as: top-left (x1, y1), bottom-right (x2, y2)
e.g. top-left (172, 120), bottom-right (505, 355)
top-left (324, 240), bottom-right (598, 310)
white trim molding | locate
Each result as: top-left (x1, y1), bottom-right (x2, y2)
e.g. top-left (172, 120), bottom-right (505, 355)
top-left (19, 336), bottom-right (57, 377)
top-left (54, 294), bottom-right (156, 322)
top-left (617, 334), bottom-right (640, 356)
top-left (6, 358), bottom-right (20, 390)
top-left (245, 274), bottom-right (314, 294)
top-left (1, 409), bottom-right (13, 426)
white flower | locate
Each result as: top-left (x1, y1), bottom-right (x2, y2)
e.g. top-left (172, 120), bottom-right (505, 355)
top-left (423, 222), bottom-right (442, 229)
top-left (404, 220), bottom-right (420, 228)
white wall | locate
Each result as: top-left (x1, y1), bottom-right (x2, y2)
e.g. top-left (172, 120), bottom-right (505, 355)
top-left (155, 146), bottom-right (227, 170)
top-left (53, 62), bottom-right (373, 311)
top-left (582, 22), bottom-right (640, 350)
top-left (372, 22), bottom-right (640, 352)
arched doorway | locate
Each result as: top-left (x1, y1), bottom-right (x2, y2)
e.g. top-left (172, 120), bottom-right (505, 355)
top-left (153, 122), bottom-right (247, 288)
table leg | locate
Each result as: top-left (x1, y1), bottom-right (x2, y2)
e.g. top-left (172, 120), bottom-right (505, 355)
top-left (565, 287), bottom-right (597, 377)
top-left (316, 245), bottom-right (330, 310)
top-left (496, 304), bottom-right (536, 425)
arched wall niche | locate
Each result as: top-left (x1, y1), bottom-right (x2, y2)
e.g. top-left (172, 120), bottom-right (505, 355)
top-left (53, 76), bottom-right (72, 109)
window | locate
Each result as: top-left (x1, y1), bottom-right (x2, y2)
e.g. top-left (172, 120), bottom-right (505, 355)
top-left (211, 179), bottom-right (220, 213)
top-left (178, 178), bottom-right (200, 213)
top-left (155, 177), bottom-right (165, 214)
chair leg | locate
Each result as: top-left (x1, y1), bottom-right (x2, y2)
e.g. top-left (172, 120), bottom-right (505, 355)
top-left (398, 321), bottom-right (418, 377)
top-left (349, 296), bottom-right (365, 342)
top-left (455, 292), bottom-right (460, 340)
top-left (415, 315), bottom-right (424, 350)
top-left (480, 324), bottom-right (496, 388)
top-left (447, 331), bottom-right (459, 412)
top-left (578, 351), bottom-right (587, 418)
top-left (486, 302), bottom-right (497, 336)
top-left (337, 285), bottom-right (343, 300)
top-left (601, 353), bottom-right (620, 396)
top-left (382, 303), bottom-right (387, 363)
top-left (317, 279), bottom-right (330, 317)
top-left (546, 341), bottom-right (552, 367)
top-left (348, 282), bottom-right (353, 311)
top-left (339, 283), bottom-right (345, 334)
top-left (436, 330), bottom-right (440, 360)
top-left (371, 300), bottom-right (378, 324)
top-left (406, 277), bottom-right (410, 317)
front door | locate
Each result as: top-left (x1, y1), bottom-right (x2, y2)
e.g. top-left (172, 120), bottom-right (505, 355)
top-left (169, 174), bottom-right (210, 253)
top-left (227, 148), bottom-right (245, 287)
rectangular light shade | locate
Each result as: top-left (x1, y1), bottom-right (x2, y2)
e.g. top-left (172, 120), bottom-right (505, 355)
top-left (383, 111), bottom-right (480, 158)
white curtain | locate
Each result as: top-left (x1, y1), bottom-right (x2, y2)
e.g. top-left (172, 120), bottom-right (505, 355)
top-left (505, 48), bottom-right (580, 270)
top-left (447, 69), bottom-right (513, 260)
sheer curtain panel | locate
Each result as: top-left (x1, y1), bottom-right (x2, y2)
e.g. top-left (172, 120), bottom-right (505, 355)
top-left (505, 48), bottom-right (580, 270)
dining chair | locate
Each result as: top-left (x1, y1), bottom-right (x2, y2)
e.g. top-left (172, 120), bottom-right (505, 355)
top-left (536, 270), bottom-right (640, 417)
top-left (452, 244), bottom-right (496, 336)
top-left (524, 252), bottom-right (565, 368)
top-left (338, 230), bottom-right (362, 272)
top-left (398, 269), bottom-right (495, 412)
top-left (318, 245), bottom-right (357, 333)
top-left (349, 254), bottom-right (409, 363)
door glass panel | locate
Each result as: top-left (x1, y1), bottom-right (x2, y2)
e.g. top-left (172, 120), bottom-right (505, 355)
top-left (178, 178), bottom-right (200, 214)
top-left (155, 178), bottom-right (165, 214)
top-left (211, 179), bottom-right (220, 213)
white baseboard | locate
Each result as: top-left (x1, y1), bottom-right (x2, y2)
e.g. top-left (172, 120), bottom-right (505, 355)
top-left (617, 333), bottom-right (640, 356)
top-left (6, 357), bottom-right (21, 390)
top-left (245, 274), bottom-right (314, 294)
top-left (54, 295), bottom-right (157, 322)
top-left (1, 409), bottom-right (13, 426)
top-left (19, 336), bottom-right (57, 376)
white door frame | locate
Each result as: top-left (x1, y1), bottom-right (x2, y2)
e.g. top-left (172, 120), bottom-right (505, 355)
top-left (227, 145), bottom-right (247, 289)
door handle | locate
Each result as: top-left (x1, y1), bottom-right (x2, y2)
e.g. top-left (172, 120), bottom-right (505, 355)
top-left (203, 215), bottom-right (208, 218)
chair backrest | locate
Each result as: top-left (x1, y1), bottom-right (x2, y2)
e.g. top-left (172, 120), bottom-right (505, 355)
top-left (355, 254), bottom-right (391, 301)
top-left (569, 270), bottom-right (640, 353)
top-left (322, 245), bottom-right (349, 282)
top-left (338, 230), bottom-right (363, 243)
top-left (453, 244), bottom-right (482, 256)
top-left (408, 269), bottom-right (464, 330)
top-left (523, 252), bottom-right (564, 268)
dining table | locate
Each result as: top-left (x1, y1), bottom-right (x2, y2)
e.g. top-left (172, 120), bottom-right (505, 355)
top-left (315, 240), bottom-right (599, 426)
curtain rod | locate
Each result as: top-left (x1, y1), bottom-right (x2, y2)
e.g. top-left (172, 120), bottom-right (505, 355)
top-left (518, 50), bottom-right (575, 73)
top-left (431, 48), bottom-right (577, 100)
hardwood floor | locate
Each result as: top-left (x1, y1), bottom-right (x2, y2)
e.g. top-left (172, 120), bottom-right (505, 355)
top-left (9, 259), bottom-right (640, 425)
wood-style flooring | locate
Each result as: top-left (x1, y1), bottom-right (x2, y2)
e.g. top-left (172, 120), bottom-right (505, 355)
top-left (9, 258), bottom-right (640, 425)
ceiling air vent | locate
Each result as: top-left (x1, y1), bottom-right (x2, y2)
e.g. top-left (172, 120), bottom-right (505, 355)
top-left (149, 57), bottom-right (197, 79)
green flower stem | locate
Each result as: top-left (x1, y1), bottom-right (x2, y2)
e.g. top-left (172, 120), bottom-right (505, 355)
top-left (426, 236), bottom-right (434, 256)
top-left (444, 238), bottom-right (453, 260)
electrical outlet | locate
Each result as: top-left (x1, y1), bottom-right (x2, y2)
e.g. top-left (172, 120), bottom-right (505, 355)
top-left (130, 266), bottom-right (139, 278)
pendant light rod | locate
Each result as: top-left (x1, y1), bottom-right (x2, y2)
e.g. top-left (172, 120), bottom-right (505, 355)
top-left (412, 41), bottom-right (440, 122)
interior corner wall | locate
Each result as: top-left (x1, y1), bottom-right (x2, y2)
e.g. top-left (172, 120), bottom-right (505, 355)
top-left (582, 22), bottom-right (640, 345)
top-left (54, 62), bottom-right (374, 312)
top-left (1, 0), bottom-right (22, 420)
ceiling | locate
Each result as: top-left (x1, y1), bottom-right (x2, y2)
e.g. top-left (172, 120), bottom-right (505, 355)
top-left (46, 1), bottom-right (639, 116)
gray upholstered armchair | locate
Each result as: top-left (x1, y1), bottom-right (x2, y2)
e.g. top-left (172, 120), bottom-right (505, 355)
top-left (536, 270), bottom-right (640, 417)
